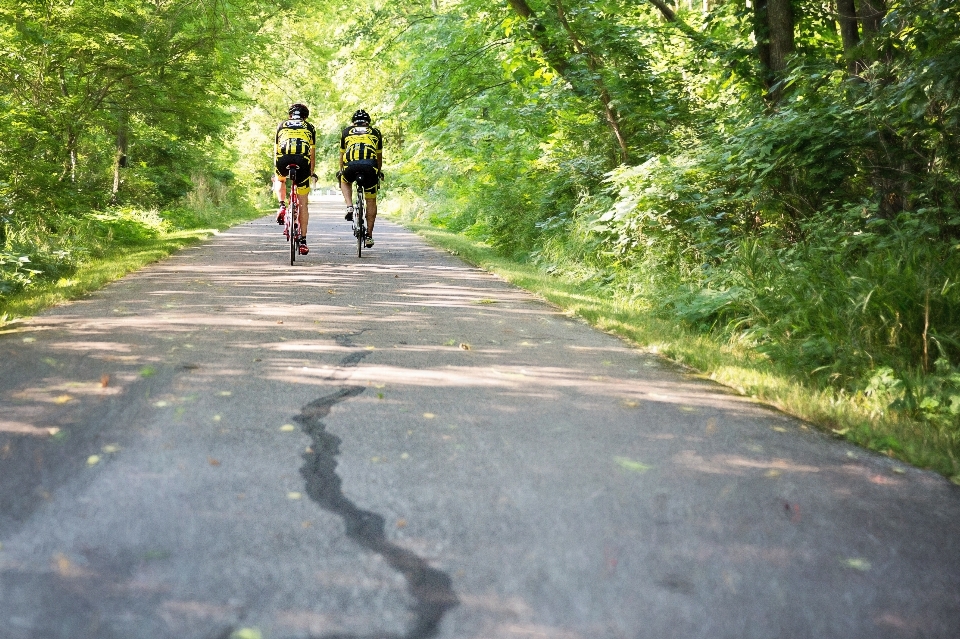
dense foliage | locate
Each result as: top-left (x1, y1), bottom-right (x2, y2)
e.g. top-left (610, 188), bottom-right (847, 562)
top-left (0, 0), bottom-right (289, 297)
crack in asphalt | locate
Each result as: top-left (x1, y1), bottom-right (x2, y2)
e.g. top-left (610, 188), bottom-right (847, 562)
top-left (292, 339), bottom-right (459, 639)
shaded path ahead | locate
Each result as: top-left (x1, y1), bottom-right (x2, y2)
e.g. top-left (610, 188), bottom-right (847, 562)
top-left (1, 196), bottom-right (958, 638)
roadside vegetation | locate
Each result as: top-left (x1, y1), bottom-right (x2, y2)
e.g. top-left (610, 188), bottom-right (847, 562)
top-left (3, 0), bottom-right (959, 480)
top-left (338, 0), bottom-right (960, 481)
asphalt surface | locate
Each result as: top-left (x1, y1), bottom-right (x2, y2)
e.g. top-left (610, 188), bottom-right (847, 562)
top-left (1, 195), bottom-right (959, 639)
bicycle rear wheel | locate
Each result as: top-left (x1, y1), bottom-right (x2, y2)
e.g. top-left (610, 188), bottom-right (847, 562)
top-left (288, 168), bottom-right (298, 265)
top-left (354, 188), bottom-right (365, 258)
top-left (290, 195), bottom-right (300, 266)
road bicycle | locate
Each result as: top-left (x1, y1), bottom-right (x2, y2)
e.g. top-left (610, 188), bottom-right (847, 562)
top-left (283, 164), bottom-right (302, 265)
top-left (345, 166), bottom-right (381, 258)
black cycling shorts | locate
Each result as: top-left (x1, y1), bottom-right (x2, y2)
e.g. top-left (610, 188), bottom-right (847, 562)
top-left (275, 154), bottom-right (312, 191)
top-left (340, 160), bottom-right (380, 196)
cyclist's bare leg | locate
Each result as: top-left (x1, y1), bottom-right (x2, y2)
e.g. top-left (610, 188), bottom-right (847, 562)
top-left (366, 196), bottom-right (377, 236)
top-left (340, 180), bottom-right (353, 208)
top-left (273, 176), bottom-right (286, 204)
top-left (298, 192), bottom-right (310, 237)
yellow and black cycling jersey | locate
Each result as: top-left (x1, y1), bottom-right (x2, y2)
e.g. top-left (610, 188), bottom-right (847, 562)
top-left (275, 118), bottom-right (317, 159)
top-left (340, 124), bottom-right (383, 164)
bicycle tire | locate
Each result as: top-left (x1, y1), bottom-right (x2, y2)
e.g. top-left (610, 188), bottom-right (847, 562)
top-left (289, 202), bottom-right (298, 265)
top-left (288, 168), bottom-right (298, 265)
top-left (355, 187), bottom-right (365, 258)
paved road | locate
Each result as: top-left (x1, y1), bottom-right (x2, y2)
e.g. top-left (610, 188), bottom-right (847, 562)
top-left (1, 196), bottom-right (958, 639)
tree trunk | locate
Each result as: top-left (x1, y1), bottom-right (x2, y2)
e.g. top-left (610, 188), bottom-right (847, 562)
top-left (753, 0), bottom-right (794, 102)
top-left (767, 0), bottom-right (794, 100)
top-left (858, 0), bottom-right (886, 37)
top-left (836, 0), bottom-right (861, 75)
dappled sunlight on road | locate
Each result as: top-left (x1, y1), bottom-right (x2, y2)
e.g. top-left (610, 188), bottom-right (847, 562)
top-left (672, 449), bottom-right (821, 476)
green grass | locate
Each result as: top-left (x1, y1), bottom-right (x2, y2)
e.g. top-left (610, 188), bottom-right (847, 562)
top-left (393, 217), bottom-right (960, 483)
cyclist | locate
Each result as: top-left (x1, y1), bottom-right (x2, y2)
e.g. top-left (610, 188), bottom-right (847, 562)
top-left (339, 109), bottom-right (383, 248)
top-left (274, 102), bottom-right (316, 255)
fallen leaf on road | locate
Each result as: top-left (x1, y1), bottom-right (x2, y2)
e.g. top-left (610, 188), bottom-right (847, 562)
top-left (87, 455), bottom-right (101, 466)
top-left (396, 519), bottom-right (407, 528)
top-left (287, 492), bottom-right (301, 500)
top-left (100, 374), bottom-right (110, 388)
top-left (140, 366), bottom-right (156, 377)
top-left (102, 444), bottom-right (120, 454)
top-left (277, 320), bottom-right (283, 324)
top-left (423, 413), bottom-right (435, 419)
top-left (53, 395), bottom-right (73, 404)
top-left (620, 399), bottom-right (639, 408)
top-left (153, 400), bottom-right (169, 407)
top-left (459, 343), bottom-right (471, 350)
top-left (219, 391), bottom-right (232, 397)
top-left (208, 457), bottom-right (220, 466)
top-left (842, 558), bottom-right (871, 571)
top-left (614, 456), bottom-right (652, 473)
top-left (771, 426), bottom-right (787, 433)
top-left (54, 553), bottom-right (88, 578)
top-left (280, 424), bottom-right (296, 432)
top-left (23, 337), bottom-right (36, 343)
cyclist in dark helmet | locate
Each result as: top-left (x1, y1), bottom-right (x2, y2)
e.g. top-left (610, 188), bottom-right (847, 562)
top-left (338, 108), bottom-right (383, 248)
top-left (274, 102), bottom-right (316, 255)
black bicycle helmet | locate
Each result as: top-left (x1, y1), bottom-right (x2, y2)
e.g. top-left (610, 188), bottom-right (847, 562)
top-left (352, 109), bottom-right (371, 124)
top-left (289, 103), bottom-right (309, 119)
